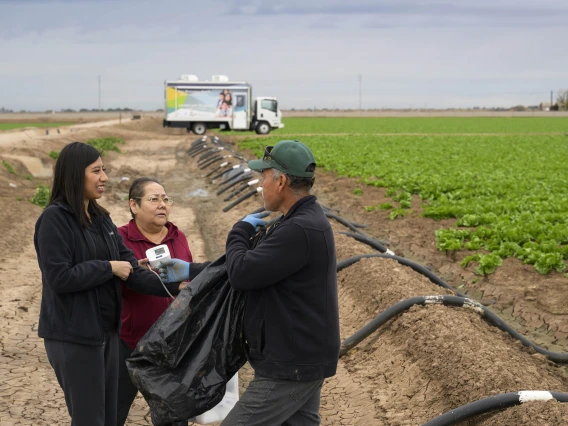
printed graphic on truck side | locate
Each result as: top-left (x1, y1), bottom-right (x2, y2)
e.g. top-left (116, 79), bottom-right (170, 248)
top-left (167, 87), bottom-right (246, 121)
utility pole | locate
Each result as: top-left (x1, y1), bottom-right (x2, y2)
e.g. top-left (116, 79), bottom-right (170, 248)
top-left (98, 75), bottom-right (102, 111)
top-left (358, 74), bottom-right (362, 110)
top-left (550, 90), bottom-right (553, 106)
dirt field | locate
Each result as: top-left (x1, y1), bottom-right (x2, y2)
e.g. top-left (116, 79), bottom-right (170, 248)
top-left (1, 118), bottom-right (567, 425)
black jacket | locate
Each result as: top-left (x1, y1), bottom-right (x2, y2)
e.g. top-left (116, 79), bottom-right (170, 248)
top-left (226, 196), bottom-right (340, 381)
top-left (34, 202), bottom-right (180, 346)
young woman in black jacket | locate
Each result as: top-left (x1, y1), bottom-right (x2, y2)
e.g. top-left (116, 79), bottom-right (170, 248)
top-left (34, 142), bottom-right (184, 426)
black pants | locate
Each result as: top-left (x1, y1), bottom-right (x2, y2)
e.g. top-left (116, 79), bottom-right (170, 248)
top-left (117, 339), bottom-right (188, 426)
top-left (44, 331), bottom-right (119, 426)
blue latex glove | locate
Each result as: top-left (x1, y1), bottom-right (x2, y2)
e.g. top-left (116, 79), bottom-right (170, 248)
top-left (242, 211), bottom-right (270, 229)
top-left (158, 258), bottom-right (190, 283)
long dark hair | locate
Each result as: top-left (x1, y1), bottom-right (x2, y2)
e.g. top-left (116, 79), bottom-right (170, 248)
top-left (49, 141), bottom-right (109, 228)
top-left (128, 177), bottom-right (161, 219)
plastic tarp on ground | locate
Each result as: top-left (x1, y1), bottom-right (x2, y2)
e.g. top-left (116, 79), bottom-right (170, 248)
top-left (126, 255), bottom-right (247, 426)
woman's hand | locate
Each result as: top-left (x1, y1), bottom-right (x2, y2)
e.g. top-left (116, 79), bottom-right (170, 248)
top-left (138, 258), bottom-right (151, 270)
top-left (110, 261), bottom-right (134, 281)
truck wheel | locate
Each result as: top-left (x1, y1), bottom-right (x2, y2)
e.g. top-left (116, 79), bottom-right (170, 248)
top-left (192, 122), bottom-right (207, 135)
top-left (256, 122), bottom-right (271, 135)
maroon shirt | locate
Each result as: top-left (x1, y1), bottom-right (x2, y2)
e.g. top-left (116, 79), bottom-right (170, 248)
top-left (118, 219), bottom-right (193, 350)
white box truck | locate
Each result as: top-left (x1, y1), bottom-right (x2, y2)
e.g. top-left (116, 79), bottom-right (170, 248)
top-left (163, 75), bottom-right (284, 135)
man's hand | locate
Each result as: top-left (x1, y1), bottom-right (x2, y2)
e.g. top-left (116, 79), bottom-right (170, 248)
top-left (158, 259), bottom-right (190, 283)
top-left (242, 212), bottom-right (270, 230)
top-left (110, 261), bottom-right (134, 281)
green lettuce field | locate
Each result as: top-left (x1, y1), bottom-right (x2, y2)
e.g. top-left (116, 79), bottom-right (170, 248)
top-left (239, 117), bottom-right (568, 275)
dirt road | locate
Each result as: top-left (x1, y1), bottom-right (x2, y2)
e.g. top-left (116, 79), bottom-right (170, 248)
top-left (1, 119), bottom-right (567, 425)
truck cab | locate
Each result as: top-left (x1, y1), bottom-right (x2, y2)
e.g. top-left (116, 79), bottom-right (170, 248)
top-left (252, 97), bottom-right (284, 134)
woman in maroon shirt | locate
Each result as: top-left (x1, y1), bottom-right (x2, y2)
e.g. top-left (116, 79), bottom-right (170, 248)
top-left (116, 177), bottom-right (208, 426)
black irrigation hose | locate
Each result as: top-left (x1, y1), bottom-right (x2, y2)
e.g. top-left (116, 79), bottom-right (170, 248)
top-left (224, 183), bottom-right (249, 202)
top-left (216, 174), bottom-right (252, 195)
top-left (325, 211), bottom-right (366, 235)
top-left (339, 295), bottom-right (568, 363)
top-left (422, 391), bottom-right (568, 426)
top-left (338, 232), bottom-right (389, 252)
top-left (350, 222), bottom-right (368, 229)
top-left (201, 155), bottom-right (235, 170)
top-left (190, 146), bottom-right (213, 158)
top-left (188, 146), bottom-right (210, 157)
top-left (187, 143), bottom-right (209, 154)
top-left (190, 137), bottom-right (208, 148)
top-left (223, 179), bottom-right (260, 202)
top-left (199, 154), bottom-right (222, 166)
top-left (211, 165), bottom-right (244, 181)
top-left (198, 148), bottom-right (223, 162)
top-left (319, 203), bottom-right (340, 214)
top-left (222, 188), bottom-right (262, 212)
top-left (218, 168), bottom-right (250, 186)
top-left (205, 162), bottom-right (232, 178)
top-left (337, 254), bottom-right (465, 297)
top-left (199, 156), bottom-right (223, 169)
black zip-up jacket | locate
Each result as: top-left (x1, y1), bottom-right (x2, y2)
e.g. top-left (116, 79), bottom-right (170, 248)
top-left (34, 202), bottom-right (180, 346)
top-left (226, 195), bottom-right (340, 381)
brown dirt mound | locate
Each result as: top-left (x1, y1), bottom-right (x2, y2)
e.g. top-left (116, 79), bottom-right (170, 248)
top-left (338, 257), bottom-right (455, 319)
top-left (334, 232), bottom-right (380, 261)
top-left (335, 257), bottom-right (568, 425)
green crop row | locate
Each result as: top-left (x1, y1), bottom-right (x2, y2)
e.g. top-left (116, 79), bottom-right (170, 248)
top-left (239, 133), bottom-right (568, 275)
top-left (86, 137), bottom-right (125, 154)
top-left (272, 117), bottom-right (568, 135)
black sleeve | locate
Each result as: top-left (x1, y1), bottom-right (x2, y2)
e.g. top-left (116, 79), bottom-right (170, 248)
top-left (115, 225), bottom-right (181, 297)
top-left (225, 221), bottom-right (308, 291)
top-left (35, 208), bottom-right (114, 294)
top-left (190, 262), bottom-right (211, 280)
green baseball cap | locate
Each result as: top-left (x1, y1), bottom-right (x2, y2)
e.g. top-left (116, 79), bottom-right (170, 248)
top-left (248, 140), bottom-right (316, 178)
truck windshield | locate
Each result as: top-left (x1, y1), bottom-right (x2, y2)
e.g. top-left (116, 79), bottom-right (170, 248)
top-left (261, 99), bottom-right (278, 113)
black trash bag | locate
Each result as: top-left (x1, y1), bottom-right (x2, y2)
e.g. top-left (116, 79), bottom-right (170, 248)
top-left (126, 254), bottom-right (247, 426)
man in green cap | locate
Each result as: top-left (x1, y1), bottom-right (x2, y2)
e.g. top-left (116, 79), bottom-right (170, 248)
top-left (222, 139), bottom-right (340, 425)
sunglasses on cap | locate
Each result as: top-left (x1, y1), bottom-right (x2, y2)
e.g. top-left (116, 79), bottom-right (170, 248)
top-left (263, 146), bottom-right (288, 170)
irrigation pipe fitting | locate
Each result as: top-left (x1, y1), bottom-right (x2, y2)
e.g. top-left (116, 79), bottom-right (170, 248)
top-left (187, 144), bottom-right (207, 155)
top-left (205, 162), bottom-right (232, 178)
top-left (337, 254), bottom-right (465, 297)
top-left (188, 145), bottom-right (210, 157)
top-left (422, 391), bottom-right (568, 426)
top-left (200, 155), bottom-right (233, 170)
top-left (189, 136), bottom-right (208, 147)
top-left (224, 179), bottom-right (260, 202)
top-left (218, 168), bottom-right (251, 186)
top-left (211, 164), bottom-right (244, 181)
top-left (339, 295), bottom-right (568, 363)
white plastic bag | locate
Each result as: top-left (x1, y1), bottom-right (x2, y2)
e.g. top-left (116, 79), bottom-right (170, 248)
top-left (190, 373), bottom-right (239, 425)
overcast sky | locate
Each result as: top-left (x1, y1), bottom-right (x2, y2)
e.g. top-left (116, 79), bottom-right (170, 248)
top-left (0, 0), bottom-right (567, 110)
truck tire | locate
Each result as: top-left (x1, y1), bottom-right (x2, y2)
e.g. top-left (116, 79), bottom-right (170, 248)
top-left (255, 122), bottom-right (271, 135)
top-left (192, 122), bottom-right (207, 135)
